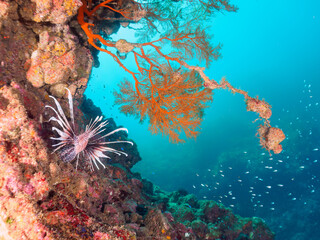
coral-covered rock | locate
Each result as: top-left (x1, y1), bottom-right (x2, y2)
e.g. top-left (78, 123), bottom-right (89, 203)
top-left (0, 84), bottom-right (142, 239)
top-left (0, 1), bottom-right (37, 85)
top-left (49, 83), bottom-right (69, 98)
top-left (258, 125), bottom-right (286, 154)
top-left (0, 1), bottom-right (92, 95)
top-left (19, 0), bottom-right (82, 24)
top-left (246, 97), bottom-right (272, 119)
top-left (26, 29), bottom-right (91, 90)
top-left (0, 0), bottom-right (10, 28)
top-left (163, 190), bottom-right (275, 240)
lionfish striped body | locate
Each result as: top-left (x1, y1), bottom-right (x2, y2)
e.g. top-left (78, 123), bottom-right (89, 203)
top-left (45, 89), bottom-right (133, 171)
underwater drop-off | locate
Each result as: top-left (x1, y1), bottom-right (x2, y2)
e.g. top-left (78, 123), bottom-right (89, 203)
top-left (0, 0), bottom-right (282, 239)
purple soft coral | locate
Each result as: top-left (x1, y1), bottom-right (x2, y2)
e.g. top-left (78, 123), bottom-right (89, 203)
top-left (45, 89), bottom-right (133, 171)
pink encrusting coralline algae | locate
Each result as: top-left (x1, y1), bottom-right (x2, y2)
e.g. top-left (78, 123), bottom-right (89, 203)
top-left (45, 88), bottom-right (133, 171)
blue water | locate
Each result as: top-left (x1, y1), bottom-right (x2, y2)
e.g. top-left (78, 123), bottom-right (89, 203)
top-left (85, 1), bottom-right (320, 239)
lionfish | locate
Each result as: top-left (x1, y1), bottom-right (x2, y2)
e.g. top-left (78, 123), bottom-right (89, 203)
top-left (45, 88), bottom-right (133, 171)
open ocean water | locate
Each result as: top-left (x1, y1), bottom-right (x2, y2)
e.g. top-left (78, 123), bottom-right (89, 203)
top-left (84, 1), bottom-right (320, 239)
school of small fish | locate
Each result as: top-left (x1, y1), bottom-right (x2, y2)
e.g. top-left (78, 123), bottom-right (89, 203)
top-left (190, 79), bottom-right (319, 219)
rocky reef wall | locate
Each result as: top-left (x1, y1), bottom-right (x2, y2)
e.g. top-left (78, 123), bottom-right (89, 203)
top-left (0, 0), bottom-right (275, 239)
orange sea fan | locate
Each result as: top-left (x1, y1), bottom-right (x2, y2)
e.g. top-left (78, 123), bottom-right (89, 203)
top-left (114, 66), bottom-right (213, 143)
top-left (77, 0), bottom-right (285, 153)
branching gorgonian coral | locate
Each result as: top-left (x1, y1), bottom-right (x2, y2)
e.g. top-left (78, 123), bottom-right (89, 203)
top-left (77, 0), bottom-right (285, 153)
top-left (46, 88), bottom-right (133, 171)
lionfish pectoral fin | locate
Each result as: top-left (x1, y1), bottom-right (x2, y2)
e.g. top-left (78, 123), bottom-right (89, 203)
top-left (59, 145), bottom-right (77, 163)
